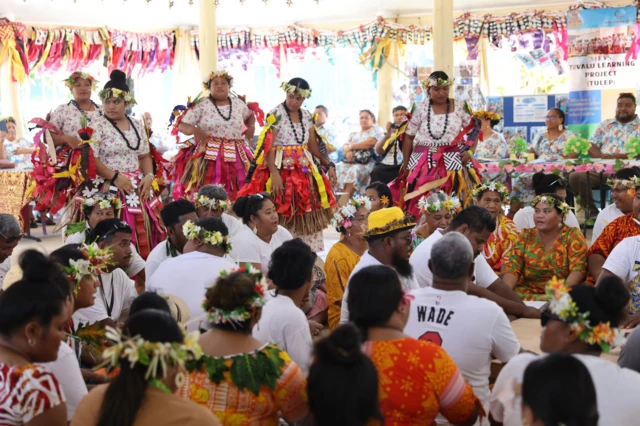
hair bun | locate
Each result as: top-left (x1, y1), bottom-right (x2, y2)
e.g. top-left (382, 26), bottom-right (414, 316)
top-left (231, 195), bottom-right (248, 218)
top-left (314, 324), bottom-right (363, 366)
top-left (532, 172), bottom-right (546, 187)
top-left (19, 249), bottom-right (61, 283)
top-left (109, 69), bottom-right (127, 83)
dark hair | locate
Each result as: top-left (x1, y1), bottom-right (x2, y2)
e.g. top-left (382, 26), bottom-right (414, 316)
top-left (429, 71), bottom-right (450, 81)
top-left (129, 292), bottom-right (172, 317)
top-left (522, 353), bottom-right (598, 426)
top-left (360, 109), bottom-right (375, 121)
top-left (96, 310), bottom-right (184, 426)
top-left (613, 166), bottom-right (640, 180)
top-left (204, 270), bottom-right (262, 333)
top-left (0, 250), bottom-right (68, 338)
top-left (49, 244), bottom-right (87, 298)
top-left (489, 118), bottom-right (501, 128)
top-left (532, 173), bottom-right (568, 196)
top-left (90, 218), bottom-right (132, 244)
top-left (549, 108), bottom-right (565, 125)
top-left (232, 193), bottom-right (272, 225)
top-left (347, 265), bottom-right (403, 339)
top-left (619, 92), bottom-right (636, 105)
top-left (268, 239), bottom-right (316, 291)
top-left (392, 105), bottom-right (408, 114)
top-left (288, 77), bottom-right (310, 91)
top-left (6, 117), bottom-right (16, 124)
top-left (308, 324), bottom-right (383, 426)
top-left (315, 105), bottom-right (328, 115)
top-left (160, 198), bottom-right (197, 228)
top-left (533, 193), bottom-right (565, 216)
top-left (450, 206), bottom-right (496, 234)
top-left (195, 216), bottom-right (229, 236)
top-left (578, 276), bottom-right (629, 336)
top-left (366, 182), bottom-right (393, 207)
top-left (103, 69), bottom-right (129, 92)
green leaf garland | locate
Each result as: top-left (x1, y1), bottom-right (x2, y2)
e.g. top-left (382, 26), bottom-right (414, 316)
top-left (65, 221), bottom-right (87, 236)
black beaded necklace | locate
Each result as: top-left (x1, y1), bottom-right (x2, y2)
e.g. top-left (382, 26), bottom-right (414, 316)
top-left (106, 115), bottom-right (141, 151)
top-left (426, 98), bottom-right (451, 141)
top-left (210, 96), bottom-right (233, 121)
top-left (282, 102), bottom-right (305, 145)
top-left (69, 99), bottom-right (103, 122)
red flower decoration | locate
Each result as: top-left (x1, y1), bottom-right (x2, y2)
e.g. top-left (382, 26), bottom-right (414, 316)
top-left (78, 127), bottom-right (94, 141)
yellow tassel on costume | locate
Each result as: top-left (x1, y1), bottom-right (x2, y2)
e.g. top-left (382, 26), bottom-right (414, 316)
top-left (308, 157), bottom-right (330, 209)
top-left (152, 179), bottom-right (159, 192)
top-left (26, 182), bottom-right (36, 198)
top-left (254, 114), bottom-right (277, 165)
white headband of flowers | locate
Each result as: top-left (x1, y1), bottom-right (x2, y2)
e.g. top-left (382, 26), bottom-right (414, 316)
top-left (204, 70), bottom-right (233, 90)
top-left (64, 243), bottom-right (113, 295)
top-left (101, 326), bottom-right (202, 380)
top-left (331, 195), bottom-right (371, 230)
top-left (83, 193), bottom-right (123, 210)
top-left (472, 181), bottom-right (510, 203)
top-left (98, 87), bottom-right (137, 105)
top-left (203, 263), bottom-right (268, 326)
top-left (182, 220), bottom-right (232, 253)
top-left (531, 195), bottom-right (572, 215)
top-left (280, 81), bottom-right (312, 98)
top-left (195, 195), bottom-right (228, 211)
top-left (417, 191), bottom-right (461, 214)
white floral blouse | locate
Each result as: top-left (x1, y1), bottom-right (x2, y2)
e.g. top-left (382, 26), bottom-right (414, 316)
top-left (49, 102), bottom-right (103, 137)
top-left (90, 116), bottom-right (150, 173)
top-left (182, 97), bottom-right (251, 139)
top-left (269, 103), bottom-right (313, 146)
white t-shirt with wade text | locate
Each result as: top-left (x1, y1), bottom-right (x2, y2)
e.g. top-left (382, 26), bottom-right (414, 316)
top-left (404, 287), bottom-right (520, 424)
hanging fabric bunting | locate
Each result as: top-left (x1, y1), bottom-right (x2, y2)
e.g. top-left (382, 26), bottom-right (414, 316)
top-left (0, 20), bottom-right (29, 82)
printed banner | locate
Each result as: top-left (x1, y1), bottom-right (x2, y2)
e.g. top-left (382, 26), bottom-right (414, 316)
top-left (566, 6), bottom-right (637, 137)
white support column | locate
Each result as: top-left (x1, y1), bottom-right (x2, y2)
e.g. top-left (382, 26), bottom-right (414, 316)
top-left (433, 0), bottom-right (454, 77)
top-left (198, 0), bottom-right (218, 80)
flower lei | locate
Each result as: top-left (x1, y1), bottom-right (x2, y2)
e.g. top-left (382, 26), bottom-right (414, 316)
top-left (530, 195), bottom-right (572, 215)
top-left (417, 191), bottom-right (461, 214)
top-left (101, 326), bottom-right (203, 380)
top-left (63, 243), bottom-right (113, 295)
top-left (545, 277), bottom-right (625, 353)
top-left (606, 176), bottom-right (640, 197)
top-left (280, 81), bottom-right (312, 98)
top-left (473, 110), bottom-right (501, 122)
top-left (421, 76), bottom-right (455, 88)
top-left (182, 220), bottom-right (232, 253)
top-left (331, 195), bottom-right (371, 230)
top-left (194, 195), bottom-right (228, 211)
top-left (64, 72), bottom-right (98, 90)
top-left (98, 87), bottom-right (137, 105)
top-left (203, 264), bottom-right (268, 326)
top-left (203, 70), bottom-right (234, 90)
top-left (82, 193), bottom-right (123, 211)
top-left (472, 181), bottom-right (510, 203)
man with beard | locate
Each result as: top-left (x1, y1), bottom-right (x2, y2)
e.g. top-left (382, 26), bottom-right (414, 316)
top-left (570, 93), bottom-right (640, 219)
top-left (411, 206), bottom-right (540, 319)
top-left (340, 207), bottom-right (417, 324)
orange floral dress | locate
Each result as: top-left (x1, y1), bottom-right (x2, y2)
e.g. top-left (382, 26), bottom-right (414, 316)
top-left (588, 214), bottom-right (640, 259)
top-left (180, 344), bottom-right (308, 426)
top-left (483, 215), bottom-right (518, 273)
top-left (362, 338), bottom-right (481, 426)
top-left (507, 226), bottom-right (588, 300)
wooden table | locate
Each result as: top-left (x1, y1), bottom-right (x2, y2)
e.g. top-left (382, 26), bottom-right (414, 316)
top-left (511, 318), bottom-right (621, 362)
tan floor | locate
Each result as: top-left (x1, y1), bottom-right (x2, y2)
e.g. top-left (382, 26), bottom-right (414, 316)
top-left (4, 228), bottom-right (65, 288)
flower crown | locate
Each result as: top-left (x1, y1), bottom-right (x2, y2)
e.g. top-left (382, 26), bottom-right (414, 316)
top-left (182, 220), bottom-right (232, 253)
top-left (194, 195), bottom-right (228, 211)
top-left (98, 87), bottom-right (137, 105)
top-left (101, 326), bottom-right (203, 380)
top-left (531, 195), bottom-right (572, 215)
top-left (203, 70), bottom-right (233, 90)
top-left (82, 193), bottom-right (123, 211)
top-left (422, 76), bottom-right (455, 88)
top-left (546, 277), bottom-right (625, 353)
top-left (203, 264), bottom-right (268, 326)
top-left (280, 81), bottom-right (312, 98)
top-left (417, 191), bottom-right (461, 214)
top-left (64, 72), bottom-right (98, 90)
top-left (331, 195), bottom-right (371, 230)
top-left (472, 181), bottom-right (510, 203)
top-left (473, 110), bottom-right (501, 121)
top-left (64, 243), bottom-right (113, 295)
top-left (606, 176), bottom-right (640, 197)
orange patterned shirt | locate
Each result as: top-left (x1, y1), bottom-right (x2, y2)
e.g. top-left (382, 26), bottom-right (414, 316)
top-left (180, 345), bottom-right (308, 426)
top-left (483, 215), bottom-right (519, 273)
top-left (588, 214), bottom-right (640, 259)
top-left (362, 338), bottom-right (480, 426)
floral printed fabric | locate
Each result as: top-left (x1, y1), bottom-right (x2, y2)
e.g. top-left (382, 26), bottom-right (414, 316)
top-left (3, 138), bottom-right (32, 167)
top-left (270, 104), bottom-right (313, 146)
top-left (49, 102), bottom-right (103, 137)
top-left (181, 97), bottom-right (251, 139)
top-left (590, 116), bottom-right (640, 156)
top-left (337, 127), bottom-right (385, 194)
top-left (180, 345), bottom-right (308, 426)
top-left (532, 130), bottom-right (575, 161)
top-left (483, 215), bottom-right (519, 272)
top-left (362, 338), bottom-right (479, 426)
top-left (0, 363), bottom-right (65, 424)
top-left (475, 131), bottom-right (508, 159)
top-left (588, 214), bottom-right (640, 259)
top-left (507, 226), bottom-right (588, 300)
top-left (510, 173), bottom-right (535, 203)
top-left (90, 116), bottom-right (150, 173)
top-left (325, 242), bottom-right (361, 330)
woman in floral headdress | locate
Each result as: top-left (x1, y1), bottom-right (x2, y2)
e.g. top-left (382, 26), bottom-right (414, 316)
top-left (473, 110), bottom-right (508, 159)
top-left (76, 69), bottom-right (165, 258)
top-left (473, 181), bottom-right (518, 274)
top-left (400, 71), bottom-right (481, 218)
top-left (169, 70), bottom-right (259, 201)
top-left (411, 190), bottom-right (460, 251)
top-left (503, 194), bottom-right (588, 300)
top-left (240, 78), bottom-right (337, 252)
